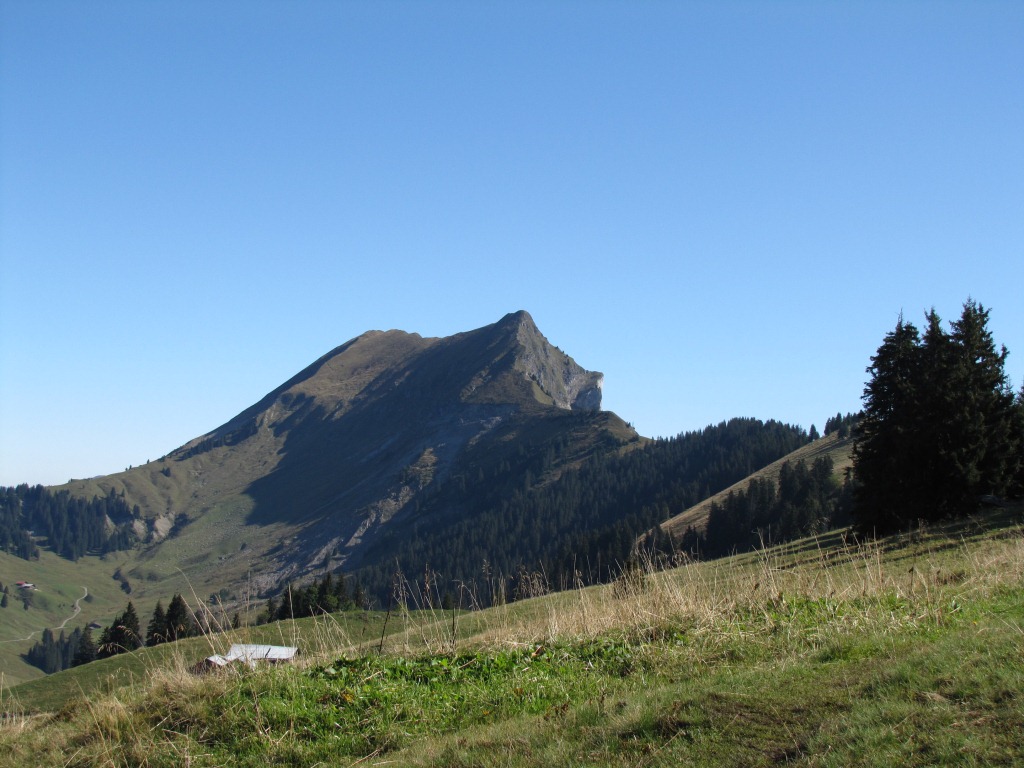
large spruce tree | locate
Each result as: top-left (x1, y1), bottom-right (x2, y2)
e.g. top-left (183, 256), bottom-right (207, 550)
top-left (853, 300), bottom-right (1020, 532)
top-left (852, 315), bottom-right (923, 531)
top-left (146, 600), bottom-right (167, 646)
top-left (72, 627), bottom-right (98, 667)
top-left (164, 594), bottom-right (197, 642)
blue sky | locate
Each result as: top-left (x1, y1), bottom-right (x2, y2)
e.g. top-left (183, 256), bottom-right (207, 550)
top-left (2, 1), bottom-right (1022, 487)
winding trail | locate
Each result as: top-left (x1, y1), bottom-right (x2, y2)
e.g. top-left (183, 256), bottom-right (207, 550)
top-left (0, 585), bottom-right (88, 644)
top-left (55, 586), bottom-right (88, 630)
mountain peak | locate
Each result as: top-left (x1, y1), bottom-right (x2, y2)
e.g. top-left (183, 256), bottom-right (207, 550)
top-left (499, 308), bottom-right (535, 327)
top-left (497, 312), bottom-right (603, 412)
top-left (67, 310), bottom-right (628, 596)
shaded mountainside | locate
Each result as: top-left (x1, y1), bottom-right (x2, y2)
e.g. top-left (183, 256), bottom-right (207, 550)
top-left (49, 312), bottom-right (618, 595)
top-left (350, 416), bottom-right (811, 603)
top-left (24, 311), bottom-right (812, 611)
top-left (234, 310), bottom-right (608, 564)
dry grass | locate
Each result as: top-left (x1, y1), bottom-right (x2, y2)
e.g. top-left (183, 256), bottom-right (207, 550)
top-left (3, 509), bottom-right (1022, 767)
top-left (363, 509), bottom-right (1023, 667)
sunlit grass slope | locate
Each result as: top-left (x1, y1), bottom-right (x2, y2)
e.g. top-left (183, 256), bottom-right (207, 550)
top-left (2, 505), bottom-right (1022, 767)
top-left (0, 549), bottom-right (145, 687)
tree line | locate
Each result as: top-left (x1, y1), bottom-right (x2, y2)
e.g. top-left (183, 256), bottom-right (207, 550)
top-left (0, 485), bottom-right (139, 561)
top-left (23, 593), bottom-right (199, 674)
top-left (259, 571), bottom-right (368, 624)
top-left (657, 455), bottom-right (852, 560)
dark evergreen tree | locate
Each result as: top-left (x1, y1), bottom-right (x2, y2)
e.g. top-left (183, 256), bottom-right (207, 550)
top-left (351, 580), bottom-right (366, 610)
top-left (947, 300), bottom-right (1018, 499)
top-left (315, 572), bottom-right (339, 613)
top-left (118, 602), bottom-right (143, 651)
top-left (914, 309), bottom-right (961, 518)
top-left (333, 572), bottom-right (350, 607)
top-left (851, 315), bottom-right (923, 531)
top-left (98, 601), bottom-right (143, 658)
top-left (261, 595), bottom-right (278, 625)
top-left (164, 594), bottom-right (196, 642)
top-left (146, 600), bottom-right (167, 646)
top-left (72, 627), bottom-right (98, 667)
top-left (852, 301), bottom-right (1021, 533)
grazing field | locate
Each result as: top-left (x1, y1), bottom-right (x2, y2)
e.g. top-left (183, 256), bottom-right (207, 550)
top-left (2, 505), bottom-right (1022, 767)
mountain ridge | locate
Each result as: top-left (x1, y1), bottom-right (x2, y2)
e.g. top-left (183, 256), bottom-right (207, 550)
top-left (2, 310), bottom-right (822, 685)
top-left (49, 311), bottom-right (624, 597)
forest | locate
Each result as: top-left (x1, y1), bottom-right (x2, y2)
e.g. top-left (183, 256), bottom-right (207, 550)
top-left (349, 417), bottom-right (812, 606)
top-left (669, 455), bottom-right (852, 560)
top-left (0, 485), bottom-right (139, 560)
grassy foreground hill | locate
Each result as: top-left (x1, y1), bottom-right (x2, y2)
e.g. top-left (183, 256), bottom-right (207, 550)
top-left (3, 504), bottom-right (1022, 767)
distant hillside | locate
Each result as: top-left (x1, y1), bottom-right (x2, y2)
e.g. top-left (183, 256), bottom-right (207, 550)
top-left (649, 431), bottom-right (855, 545)
top-left (348, 416), bottom-right (811, 602)
top-left (2, 311), bottom-right (818, 685)
top-left (29, 312), bottom-right (628, 601)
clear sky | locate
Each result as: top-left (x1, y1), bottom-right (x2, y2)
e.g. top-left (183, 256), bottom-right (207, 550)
top-left (1, 1), bottom-right (1022, 487)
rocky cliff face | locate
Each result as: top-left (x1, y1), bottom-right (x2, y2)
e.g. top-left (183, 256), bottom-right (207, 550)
top-left (505, 310), bottom-right (604, 412)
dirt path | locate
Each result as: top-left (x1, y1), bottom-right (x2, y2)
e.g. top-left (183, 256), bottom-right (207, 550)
top-left (0, 586), bottom-right (88, 644)
top-left (54, 586), bottom-right (88, 630)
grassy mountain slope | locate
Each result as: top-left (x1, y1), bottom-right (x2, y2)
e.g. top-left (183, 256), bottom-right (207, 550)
top-left (2, 312), bottom-right (625, 683)
top-left (0, 549), bottom-right (136, 686)
top-left (3, 505), bottom-right (1021, 766)
top-left (32, 312), bottom-right (619, 590)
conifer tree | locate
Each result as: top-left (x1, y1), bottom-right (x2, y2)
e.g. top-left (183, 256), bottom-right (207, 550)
top-left (947, 300), bottom-right (1017, 499)
top-left (72, 627), bottom-right (98, 667)
top-left (334, 573), bottom-right (349, 607)
top-left (97, 623), bottom-right (115, 659)
top-left (165, 594), bottom-right (196, 642)
top-left (914, 309), bottom-right (961, 518)
top-left (351, 580), bottom-right (366, 610)
top-left (146, 600), bottom-right (167, 646)
top-left (119, 601), bottom-right (143, 651)
top-left (852, 315), bottom-right (923, 531)
top-left (853, 301), bottom-right (1021, 532)
top-left (262, 595), bottom-right (278, 625)
top-left (98, 602), bottom-right (144, 657)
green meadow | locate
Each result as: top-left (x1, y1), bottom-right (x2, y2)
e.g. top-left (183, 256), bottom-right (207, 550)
top-left (3, 505), bottom-right (1022, 766)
